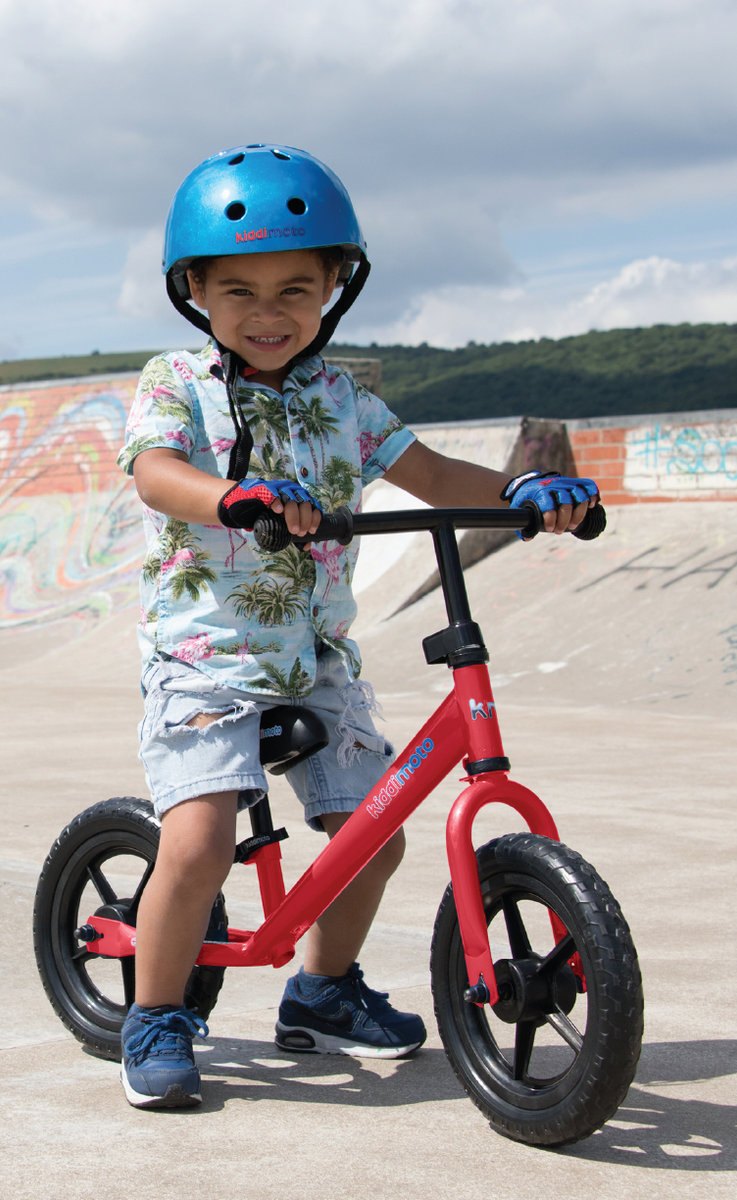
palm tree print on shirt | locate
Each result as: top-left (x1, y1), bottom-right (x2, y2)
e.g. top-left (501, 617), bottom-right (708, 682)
top-left (249, 440), bottom-right (293, 481)
top-left (142, 519), bottom-right (218, 603)
top-left (314, 454), bottom-right (359, 510)
top-left (294, 395), bottom-right (340, 474)
top-left (228, 579), bottom-right (308, 626)
top-left (139, 359), bottom-right (196, 427)
top-left (241, 390), bottom-right (290, 447)
top-left (259, 544), bottom-right (317, 592)
top-left (248, 657), bottom-right (312, 697)
top-left (227, 544), bottom-right (315, 626)
top-left (213, 634), bottom-right (283, 662)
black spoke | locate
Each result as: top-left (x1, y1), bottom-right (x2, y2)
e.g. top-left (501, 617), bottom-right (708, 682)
top-left (71, 947), bottom-right (95, 964)
top-left (513, 1021), bottom-right (535, 1080)
top-left (121, 957), bottom-right (136, 1010)
top-left (125, 859), bottom-right (155, 925)
top-left (545, 1007), bottom-right (584, 1053)
top-left (537, 933), bottom-right (575, 979)
top-left (502, 894), bottom-right (532, 959)
top-left (86, 863), bottom-right (117, 905)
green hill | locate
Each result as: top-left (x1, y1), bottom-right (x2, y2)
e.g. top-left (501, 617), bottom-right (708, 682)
top-left (328, 323), bottom-right (737, 422)
top-left (0, 349), bottom-right (163, 387)
top-left (3, 323), bottom-right (737, 422)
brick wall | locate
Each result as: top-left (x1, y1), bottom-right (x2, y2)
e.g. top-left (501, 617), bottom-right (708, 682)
top-left (567, 412), bottom-right (737, 504)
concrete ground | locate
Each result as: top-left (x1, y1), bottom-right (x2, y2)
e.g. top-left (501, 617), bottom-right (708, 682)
top-left (1, 503), bottom-right (736, 1198)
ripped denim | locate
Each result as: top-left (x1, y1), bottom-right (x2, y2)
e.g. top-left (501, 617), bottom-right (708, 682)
top-left (138, 650), bottom-right (395, 828)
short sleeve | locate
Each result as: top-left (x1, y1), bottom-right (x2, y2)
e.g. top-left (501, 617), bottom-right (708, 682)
top-left (117, 355), bottom-right (197, 476)
top-left (353, 383), bottom-right (416, 485)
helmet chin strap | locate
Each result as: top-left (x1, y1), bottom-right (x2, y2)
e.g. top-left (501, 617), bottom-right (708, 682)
top-left (166, 254), bottom-right (371, 479)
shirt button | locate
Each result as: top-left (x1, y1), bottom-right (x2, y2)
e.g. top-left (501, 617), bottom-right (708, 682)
top-left (312, 606), bottom-right (319, 618)
top-left (300, 467), bottom-right (309, 478)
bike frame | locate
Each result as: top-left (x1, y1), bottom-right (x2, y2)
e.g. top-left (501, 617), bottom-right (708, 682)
top-left (83, 506), bottom-right (573, 1007)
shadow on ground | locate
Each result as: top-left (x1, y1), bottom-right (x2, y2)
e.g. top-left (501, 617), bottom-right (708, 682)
top-left (190, 1039), bottom-right (465, 1112)
top-left (558, 1039), bottom-right (737, 1170)
top-left (132, 1035), bottom-right (736, 1171)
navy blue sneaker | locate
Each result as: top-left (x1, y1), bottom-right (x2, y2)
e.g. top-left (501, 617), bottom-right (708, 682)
top-left (120, 1004), bottom-right (208, 1108)
top-left (275, 964), bottom-right (426, 1059)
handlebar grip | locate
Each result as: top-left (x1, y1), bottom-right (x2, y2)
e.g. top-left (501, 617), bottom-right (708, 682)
top-left (519, 500), bottom-right (607, 540)
top-left (253, 505), bottom-right (355, 552)
top-left (252, 512), bottom-right (292, 552)
top-left (571, 503), bottom-right (607, 540)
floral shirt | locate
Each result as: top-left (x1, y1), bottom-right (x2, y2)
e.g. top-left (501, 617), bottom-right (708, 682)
top-left (117, 341), bottom-right (415, 696)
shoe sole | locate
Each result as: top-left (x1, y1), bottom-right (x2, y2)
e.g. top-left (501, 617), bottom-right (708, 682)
top-left (274, 1022), bottom-right (425, 1059)
top-left (121, 1065), bottom-right (202, 1109)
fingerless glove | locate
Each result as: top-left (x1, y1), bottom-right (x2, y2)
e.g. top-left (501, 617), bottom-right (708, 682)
top-left (218, 478), bottom-right (323, 530)
top-left (501, 470), bottom-right (599, 511)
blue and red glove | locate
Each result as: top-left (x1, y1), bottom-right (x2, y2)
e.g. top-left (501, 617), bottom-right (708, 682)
top-left (501, 470), bottom-right (599, 537)
top-left (218, 478), bottom-right (323, 530)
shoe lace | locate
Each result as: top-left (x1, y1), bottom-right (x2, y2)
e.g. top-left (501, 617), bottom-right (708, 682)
top-left (346, 964), bottom-right (388, 1013)
top-left (126, 1008), bottom-right (209, 1060)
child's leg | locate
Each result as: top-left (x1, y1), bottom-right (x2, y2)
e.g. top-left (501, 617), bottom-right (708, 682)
top-left (276, 810), bottom-right (424, 1058)
top-left (304, 813), bottom-right (405, 977)
top-left (134, 790), bottom-right (238, 1007)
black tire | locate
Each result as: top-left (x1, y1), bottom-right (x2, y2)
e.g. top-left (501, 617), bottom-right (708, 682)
top-left (431, 834), bottom-right (643, 1147)
top-left (33, 797), bottom-right (226, 1061)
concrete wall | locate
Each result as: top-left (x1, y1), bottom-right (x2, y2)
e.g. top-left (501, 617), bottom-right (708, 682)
top-left (566, 409), bottom-right (737, 504)
top-left (1, 368), bottom-right (734, 647)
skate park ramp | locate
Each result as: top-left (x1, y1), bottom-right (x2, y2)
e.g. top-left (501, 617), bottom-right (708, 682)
top-left (1, 377), bottom-right (736, 1198)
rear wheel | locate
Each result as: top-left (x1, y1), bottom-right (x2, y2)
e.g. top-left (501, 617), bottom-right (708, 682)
top-left (33, 797), bottom-right (226, 1061)
top-left (431, 833), bottom-right (643, 1147)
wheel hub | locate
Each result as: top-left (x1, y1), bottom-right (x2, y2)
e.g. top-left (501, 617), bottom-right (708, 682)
top-left (92, 900), bottom-right (134, 924)
top-left (491, 955), bottom-right (577, 1024)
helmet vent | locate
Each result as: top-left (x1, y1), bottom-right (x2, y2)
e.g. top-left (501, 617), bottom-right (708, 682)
top-left (246, 143), bottom-right (264, 148)
top-left (229, 153), bottom-right (245, 165)
top-left (272, 150), bottom-right (291, 161)
top-left (287, 197), bottom-right (307, 215)
top-left (225, 202), bottom-right (247, 221)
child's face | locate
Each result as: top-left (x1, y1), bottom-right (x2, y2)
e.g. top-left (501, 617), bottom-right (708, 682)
top-left (188, 250), bottom-right (337, 378)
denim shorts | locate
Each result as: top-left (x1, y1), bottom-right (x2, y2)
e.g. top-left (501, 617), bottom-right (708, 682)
top-left (138, 649), bottom-right (395, 830)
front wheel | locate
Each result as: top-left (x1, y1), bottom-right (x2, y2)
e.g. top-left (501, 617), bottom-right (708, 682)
top-left (431, 834), bottom-right (643, 1147)
top-left (33, 797), bottom-right (227, 1061)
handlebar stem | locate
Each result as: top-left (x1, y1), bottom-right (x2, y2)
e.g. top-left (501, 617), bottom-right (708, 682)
top-left (434, 523), bottom-right (473, 626)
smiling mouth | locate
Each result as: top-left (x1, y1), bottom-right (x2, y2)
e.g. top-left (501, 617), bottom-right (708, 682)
top-left (248, 335), bottom-right (290, 345)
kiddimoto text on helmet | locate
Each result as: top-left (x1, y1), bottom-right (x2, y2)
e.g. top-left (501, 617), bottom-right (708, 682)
top-left (235, 226), bottom-right (306, 243)
top-left (365, 740), bottom-right (434, 819)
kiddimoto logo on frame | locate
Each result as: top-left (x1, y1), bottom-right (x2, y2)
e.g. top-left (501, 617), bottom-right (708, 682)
top-left (235, 226), bottom-right (306, 243)
top-left (365, 739), bottom-right (434, 819)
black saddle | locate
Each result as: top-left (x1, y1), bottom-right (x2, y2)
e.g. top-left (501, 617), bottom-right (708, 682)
top-left (258, 705), bottom-right (329, 776)
top-left (233, 706), bottom-right (329, 865)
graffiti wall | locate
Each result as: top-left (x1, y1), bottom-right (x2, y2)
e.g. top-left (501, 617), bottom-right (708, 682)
top-left (568, 412), bottom-right (737, 504)
top-left (2, 369), bottom-right (735, 645)
top-left (0, 374), bottom-right (144, 634)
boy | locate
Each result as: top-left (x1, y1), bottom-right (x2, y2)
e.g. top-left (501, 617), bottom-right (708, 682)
top-left (117, 144), bottom-right (599, 1108)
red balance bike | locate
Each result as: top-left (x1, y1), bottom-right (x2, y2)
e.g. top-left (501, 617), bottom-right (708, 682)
top-left (34, 501), bottom-right (643, 1147)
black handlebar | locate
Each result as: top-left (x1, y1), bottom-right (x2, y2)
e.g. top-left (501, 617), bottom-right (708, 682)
top-left (253, 500), bottom-right (607, 553)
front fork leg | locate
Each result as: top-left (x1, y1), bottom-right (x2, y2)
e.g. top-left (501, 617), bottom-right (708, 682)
top-left (445, 776), bottom-right (561, 1006)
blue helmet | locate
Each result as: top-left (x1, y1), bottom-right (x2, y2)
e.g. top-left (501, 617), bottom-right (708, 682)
top-left (164, 143), bottom-right (369, 344)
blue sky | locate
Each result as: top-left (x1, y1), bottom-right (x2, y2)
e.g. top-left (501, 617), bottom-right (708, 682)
top-left (1, 0), bottom-right (736, 358)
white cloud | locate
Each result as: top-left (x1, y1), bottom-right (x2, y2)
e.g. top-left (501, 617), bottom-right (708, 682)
top-left (2, 0), bottom-right (737, 352)
top-left (118, 228), bottom-right (170, 322)
top-left (562, 254), bottom-right (737, 333)
top-left (360, 254), bottom-right (737, 347)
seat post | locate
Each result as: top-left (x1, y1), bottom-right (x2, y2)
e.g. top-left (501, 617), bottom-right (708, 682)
top-left (249, 795), bottom-right (275, 838)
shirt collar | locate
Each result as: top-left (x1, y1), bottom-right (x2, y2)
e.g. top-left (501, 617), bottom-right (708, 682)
top-left (200, 340), bottom-right (324, 393)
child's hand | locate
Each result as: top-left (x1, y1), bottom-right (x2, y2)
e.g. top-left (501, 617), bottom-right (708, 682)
top-left (218, 478), bottom-right (323, 536)
top-left (501, 471), bottom-right (599, 539)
